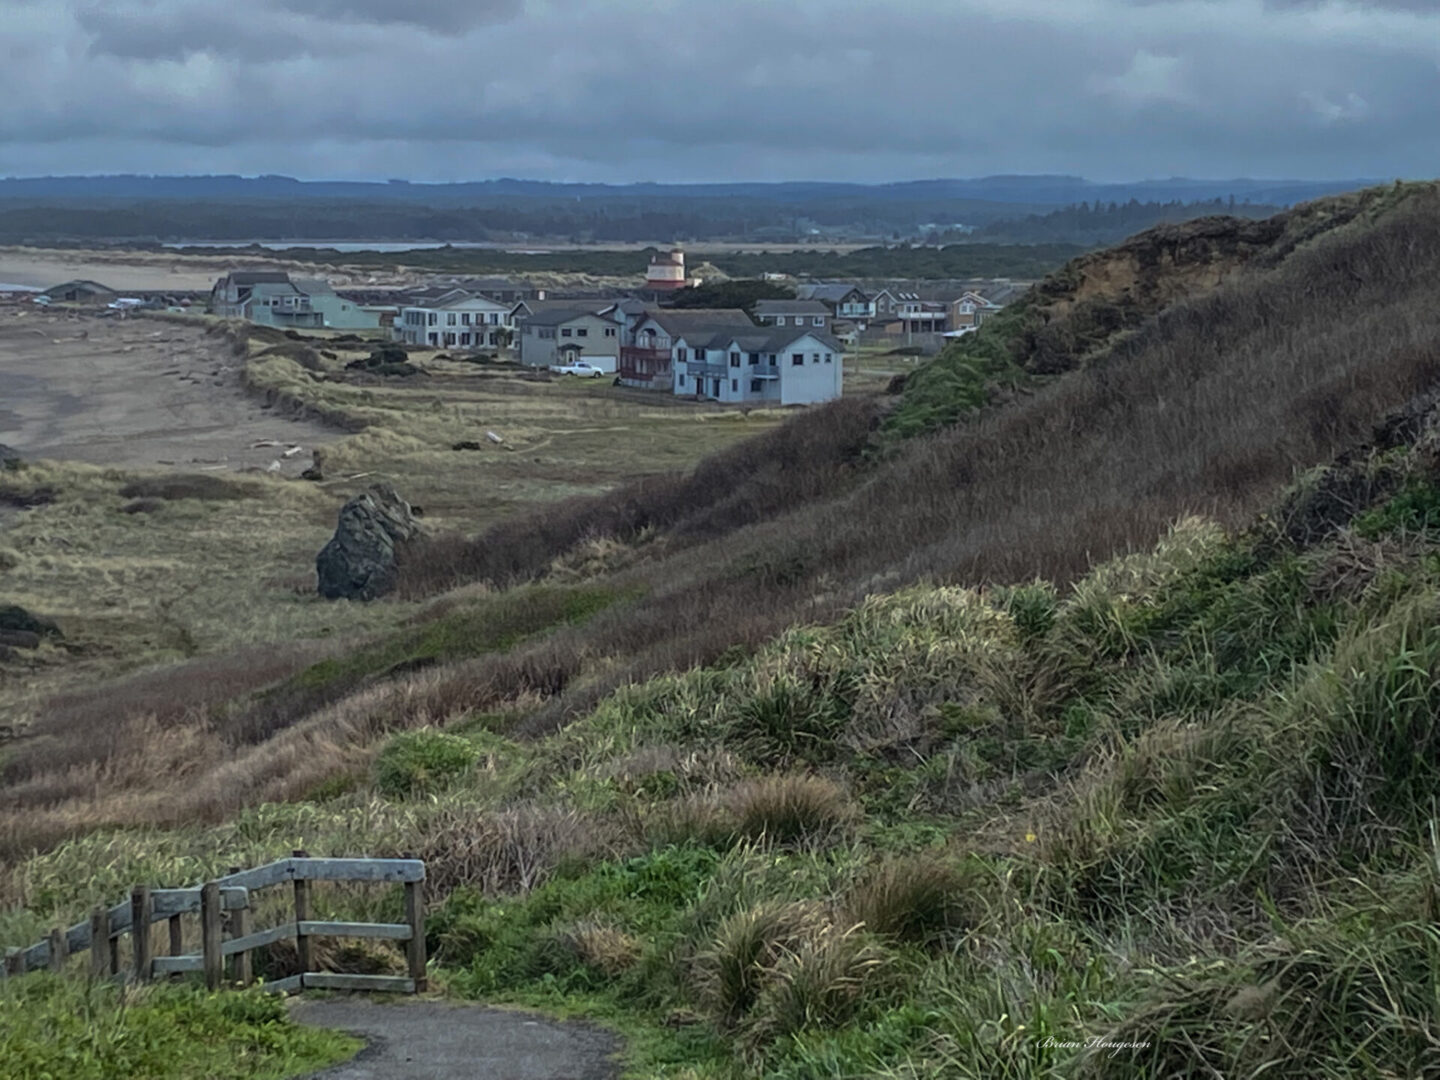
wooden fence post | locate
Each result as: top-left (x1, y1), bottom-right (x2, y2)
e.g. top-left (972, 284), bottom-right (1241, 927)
top-left (5, 948), bottom-right (22, 979)
top-left (292, 850), bottom-right (312, 980)
top-left (200, 881), bottom-right (222, 992)
top-left (90, 906), bottom-right (110, 979)
top-left (168, 914), bottom-right (183, 968)
top-left (131, 885), bottom-right (151, 982)
top-left (228, 867), bottom-right (251, 987)
top-left (404, 878), bottom-right (427, 992)
top-left (48, 927), bottom-right (67, 973)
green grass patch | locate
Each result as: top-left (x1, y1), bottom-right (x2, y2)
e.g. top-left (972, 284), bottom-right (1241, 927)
top-left (293, 584), bottom-right (625, 691)
top-left (0, 976), bottom-right (359, 1080)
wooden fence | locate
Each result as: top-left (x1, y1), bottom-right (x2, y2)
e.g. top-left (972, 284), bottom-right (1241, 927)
top-left (2, 852), bottom-right (426, 994)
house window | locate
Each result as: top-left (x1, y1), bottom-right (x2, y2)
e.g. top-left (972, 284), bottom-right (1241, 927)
top-left (447, 313), bottom-right (457, 325)
top-left (605, 327), bottom-right (616, 337)
top-left (749, 353), bottom-right (760, 365)
top-left (813, 316), bottom-right (824, 326)
top-left (750, 379), bottom-right (763, 392)
top-left (792, 353), bottom-right (804, 366)
top-left (577, 328), bottom-right (588, 337)
top-left (461, 333), bottom-right (471, 346)
top-left (776, 316), bottom-right (787, 326)
top-left (677, 348), bottom-right (688, 362)
top-left (824, 353), bottom-right (833, 363)
top-left (730, 352), bottom-right (740, 368)
top-left (490, 313), bottom-right (499, 324)
top-left (813, 353), bottom-right (821, 364)
top-left (678, 374), bottom-right (686, 387)
top-left (731, 379), bottom-right (738, 392)
top-left (694, 348), bottom-right (705, 362)
top-left (427, 313), bottom-right (437, 325)
top-left (561, 328), bottom-right (572, 337)
top-left (461, 313), bottom-right (471, 325)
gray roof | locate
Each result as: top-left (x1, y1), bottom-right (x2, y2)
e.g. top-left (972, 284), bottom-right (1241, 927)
top-left (640, 308), bottom-right (755, 336)
top-left (521, 307), bottom-right (614, 328)
top-left (291, 277), bottom-right (336, 297)
top-left (751, 300), bottom-right (831, 317)
top-left (224, 271), bottom-right (292, 286)
top-left (686, 326), bottom-right (845, 355)
top-left (795, 283), bottom-right (866, 304)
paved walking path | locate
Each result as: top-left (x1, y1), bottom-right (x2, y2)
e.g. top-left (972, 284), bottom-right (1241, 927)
top-left (293, 998), bottom-right (620, 1080)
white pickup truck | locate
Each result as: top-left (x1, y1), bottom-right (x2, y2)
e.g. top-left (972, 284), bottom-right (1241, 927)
top-left (550, 360), bottom-right (607, 378)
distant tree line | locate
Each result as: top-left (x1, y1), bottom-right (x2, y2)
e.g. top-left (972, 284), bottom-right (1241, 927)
top-left (971, 198), bottom-right (1285, 246)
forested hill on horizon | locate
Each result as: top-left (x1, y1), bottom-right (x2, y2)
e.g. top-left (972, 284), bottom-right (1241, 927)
top-left (0, 173), bottom-right (1381, 246)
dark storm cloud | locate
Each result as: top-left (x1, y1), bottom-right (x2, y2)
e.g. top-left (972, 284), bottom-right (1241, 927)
top-left (2, 0), bottom-right (1437, 182)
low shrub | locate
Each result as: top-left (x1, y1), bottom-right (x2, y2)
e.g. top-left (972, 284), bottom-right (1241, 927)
top-left (373, 729), bottom-right (480, 798)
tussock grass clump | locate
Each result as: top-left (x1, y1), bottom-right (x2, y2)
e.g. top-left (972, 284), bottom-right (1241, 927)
top-left (726, 774), bottom-right (856, 848)
top-left (843, 855), bottom-right (975, 944)
top-left (696, 899), bottom-right (831, 1026)
top-left (373, 728), bottom-right (480, 798)
top-left (743, 923), bottom-right (889, 1048)
top-left (546, 918), bottom-right (642, 979)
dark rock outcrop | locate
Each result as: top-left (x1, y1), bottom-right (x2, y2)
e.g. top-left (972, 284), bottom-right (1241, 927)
top-left (0, 444), bottom-right (20, 470)
top-left (0, 604), bottom-right (61, 639)
top-left (316, 484), bottom-right (423, 600)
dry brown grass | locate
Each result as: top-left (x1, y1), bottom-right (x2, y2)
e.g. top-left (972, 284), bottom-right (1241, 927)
top-left (418, 803), bottom-right (631, 897)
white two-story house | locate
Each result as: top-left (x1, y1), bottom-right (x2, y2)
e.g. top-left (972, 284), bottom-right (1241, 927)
top-left (672, 327), bottom-right (844, 406)
top-left (397, 291), bottom-right (515, 349)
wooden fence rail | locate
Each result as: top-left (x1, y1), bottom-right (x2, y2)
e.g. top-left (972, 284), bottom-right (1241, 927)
top-left (2, 853), bottom-right (426, 994)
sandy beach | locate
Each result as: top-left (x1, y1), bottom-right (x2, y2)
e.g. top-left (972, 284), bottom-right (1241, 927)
top-left (0, 308), bottom-right (334, 471)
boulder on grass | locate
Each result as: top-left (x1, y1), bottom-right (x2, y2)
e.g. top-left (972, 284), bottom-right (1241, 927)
top-left (0, 604), bottom-right (61, 639)
top-left (315, 483), bottom-right (423, 600)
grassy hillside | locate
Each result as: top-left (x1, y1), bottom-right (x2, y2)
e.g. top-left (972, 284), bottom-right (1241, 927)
top-left (7, 181), bottom-right (1440, 1077)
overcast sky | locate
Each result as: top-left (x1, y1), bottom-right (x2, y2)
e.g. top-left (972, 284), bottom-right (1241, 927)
top-left (2, 0), bottom-right (1437, 183)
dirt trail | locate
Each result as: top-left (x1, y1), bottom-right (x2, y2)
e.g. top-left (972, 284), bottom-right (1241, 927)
top-left (292, 998), bottom-right (620, 1080)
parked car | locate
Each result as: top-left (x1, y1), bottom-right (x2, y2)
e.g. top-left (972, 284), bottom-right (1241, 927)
top-left (107, 298), bottom-right (145, 310)
top-left (550, 360), bottom-right (606, 378)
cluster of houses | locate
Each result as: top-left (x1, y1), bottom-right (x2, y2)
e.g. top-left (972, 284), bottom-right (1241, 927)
top-left (196, 265), bottom-right (1016, 407)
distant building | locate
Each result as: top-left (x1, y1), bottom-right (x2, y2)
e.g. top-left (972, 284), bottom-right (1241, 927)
top-left (397, 292), bottom-right (515, 348)
top-left (517, 308), bottom-right (622, 371)
top-left (947, 289), bottom-right (1009, 330)
top-left (619, 309), bottom-right (755, 389)
top-left (208, 272), bottom-right (385, 330)
top-left (40, 279), bottom-right (116, 304)
top-left (646, 248), bottom-right (689, 291)
top-left (673, 326), bottom-right (844, 406)
top-left (751, 299), bottom-right (832, 332)
top-left (795, 283), bottom-right (875, 324)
